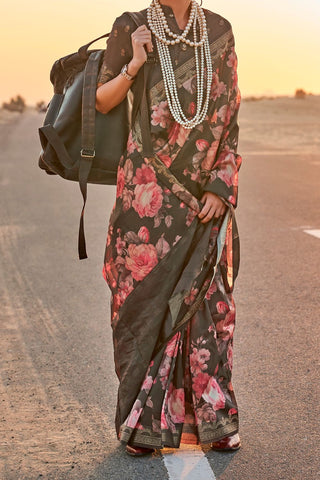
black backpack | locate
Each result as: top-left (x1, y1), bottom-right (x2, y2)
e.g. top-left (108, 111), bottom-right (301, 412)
top-left (38, 11), bottom-right (150, 259)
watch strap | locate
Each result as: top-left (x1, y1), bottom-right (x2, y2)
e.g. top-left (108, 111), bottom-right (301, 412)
top-left (121, 64), bottom-right (136, 81)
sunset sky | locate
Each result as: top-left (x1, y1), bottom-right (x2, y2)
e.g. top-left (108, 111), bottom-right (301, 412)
top-left (1, 0), bottom-right (320, 104)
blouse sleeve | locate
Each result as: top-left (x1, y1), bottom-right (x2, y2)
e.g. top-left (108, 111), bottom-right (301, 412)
top-left (202, 33), bottom-right (242, 208)
top-left (97, 13), bottom-right (134, 86)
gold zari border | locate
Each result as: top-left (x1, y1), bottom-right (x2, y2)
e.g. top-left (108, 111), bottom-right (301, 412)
top-left (120, 415), bottom-right (238, 448)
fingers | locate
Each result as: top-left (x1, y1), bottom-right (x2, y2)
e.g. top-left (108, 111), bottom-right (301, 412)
top-left (198, 199), bottom-right (211, 220)
top-left (146, 41), bottom-right (154, 53)
top-left (132, 25), bottom-right (153, 52)
top-left (200, 206), bottom-right (216, 223)
top-left (198, 193), bottom-right (227, 223)
top-left (199, 205), bottom-right (224, 223)
top-left (213, 204), bottom-right (226, 218)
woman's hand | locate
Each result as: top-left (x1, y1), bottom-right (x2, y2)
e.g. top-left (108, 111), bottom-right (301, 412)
top-left (198, 192), bottom-right (227, 223)
top-left (128, 25), bottom-right (153, 76)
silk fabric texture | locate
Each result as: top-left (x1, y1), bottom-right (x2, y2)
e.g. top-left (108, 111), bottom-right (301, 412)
top-left (98, 5), bottom-right (242, 448)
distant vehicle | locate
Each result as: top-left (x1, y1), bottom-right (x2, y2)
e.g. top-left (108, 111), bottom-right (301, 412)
top-left (2, 95), bottom-right (26, 113)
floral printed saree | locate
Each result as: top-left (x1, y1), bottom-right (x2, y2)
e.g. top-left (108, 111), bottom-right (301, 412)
top-left (98, 5), bottom-right (242, 448)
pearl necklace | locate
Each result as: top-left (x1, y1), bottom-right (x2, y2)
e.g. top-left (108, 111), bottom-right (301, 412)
top-left (147, 0), bottom-right (213, 129)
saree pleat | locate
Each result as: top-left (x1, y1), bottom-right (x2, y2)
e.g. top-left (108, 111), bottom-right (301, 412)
top-left (100, 5), bottom-right (242, 448)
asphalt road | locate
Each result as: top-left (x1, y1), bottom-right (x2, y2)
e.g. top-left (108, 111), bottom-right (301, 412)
top-left (0, 109), bottom-right (319, 480)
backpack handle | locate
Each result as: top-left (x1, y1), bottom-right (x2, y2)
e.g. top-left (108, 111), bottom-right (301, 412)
top-left (78, 33), bottom-right (110, 59)
top-left (77, 11), bottom-right (147, 59)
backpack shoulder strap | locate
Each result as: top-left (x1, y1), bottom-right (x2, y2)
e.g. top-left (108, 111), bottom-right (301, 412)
top-left (127, 11), bottom-right (147, 27)
top-left (78, 11), bottom-right (151, 259)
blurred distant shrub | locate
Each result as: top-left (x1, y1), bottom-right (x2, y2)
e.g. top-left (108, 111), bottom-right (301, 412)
top-left (243, 95), bottom-right (275, 102)
top-left (36, 101), bottom-right (47, 113)
top-left (295, 89), bottom-right (307, 99)
top-left (2, 95), bottom-right (26, 113)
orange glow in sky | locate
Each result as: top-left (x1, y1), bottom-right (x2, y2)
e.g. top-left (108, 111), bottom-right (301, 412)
top-left (1, 0), bottom-right (320, 104)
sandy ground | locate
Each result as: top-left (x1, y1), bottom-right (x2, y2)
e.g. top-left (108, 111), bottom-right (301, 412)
top-left (0, 97), bottom-right (320, 480)
top-left (239, 95), bottom-right (320, 155)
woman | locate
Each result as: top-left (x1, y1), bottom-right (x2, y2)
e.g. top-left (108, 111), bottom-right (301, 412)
top-left (96, 0), bottom-right (242, 456)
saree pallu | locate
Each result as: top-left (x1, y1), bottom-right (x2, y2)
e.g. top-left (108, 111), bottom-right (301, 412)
top-left (100, 6), bottom-right (242, 448)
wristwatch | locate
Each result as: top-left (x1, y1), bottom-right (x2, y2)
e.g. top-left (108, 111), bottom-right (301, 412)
top-left (120, 64), bottom-right (136, 81)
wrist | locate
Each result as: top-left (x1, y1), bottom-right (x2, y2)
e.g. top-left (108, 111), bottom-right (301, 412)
top-left (127, 59), bottom-right (143, 77)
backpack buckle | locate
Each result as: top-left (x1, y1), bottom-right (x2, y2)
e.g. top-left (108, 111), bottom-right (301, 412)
top-left (81, 148), bottom-right (96, 158)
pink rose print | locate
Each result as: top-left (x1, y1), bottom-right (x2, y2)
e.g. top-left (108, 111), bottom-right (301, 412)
top-left (216, 309), bottom-right (235, 341)
top-left (205, 281), bottom-right (218, 300)
top-left (189, 101), bottom-right (196, 115)
top-left (190, 348), bottom-right (210, 375)
top-left (159, 357), bottom-right (171, 390)
top-left (151, 100), bottom-right (172, 129)
top-left (184, 287), bottom-right (199, 306)
top-left (106, 224), bottom-right (113, 247)
top-left (176, 126), bottom-right (190, 147)
top-left (115, 255), bottom-right (125, 267)
top-left (211, 125), bottom-right (224, 140)
top-left (168, 122), bottom-right (190, 147)
top-left (133, 163), bottom-right (157, 185)
top-left (227, 48), bottom-right (237, 69)
top-left (228, 381), bottom-right (234, 392)
top-left (202, 377), bottom-right (226, 411)
top-left (132, 182), bottom-right (163, 218)
top-left (157, 154), bottom-right (172, 168)
top-left (116, 167), bottom-right (125, 198)
top-left (116, 236), bottom-right (126, 255)
top-left (168, 122), bottom-right (180, 145)
top-left (173, 235), bottom-right (182, 246)
top-left (161, 409), bottom-right (169, 429)
top-left (167, 385), bottom-right (185, 424)
top-left (125, 243), bottom-right (158, 281)
top-left (126, 131), bottom-right (138, 154)
top-left (118, 276), bottom-right (134, 306)
top-left (210, 72), bottom-right (227, 101)
top-left (201, 140), bottom-right (219, 171)
top-left (192, 372), bottom-right (210, 400)
top-left (210, 110), bottom-right (218, 124)
top-left (229, 408), bottom-right (238, 416)
top-left (138, 226), bottom-right (150, 243)
top-left (190, 169), bottom-right (201, 182)
top-left (227, 343), bottom-right (233, 369)
top-left (186, 208), bottom-right (197, 227)
top-left (123, 158), bottom-right (133, 183)
top-left (196, 403), bottom-right (216, 424)
top-left (147, 396), bottom-right (154, 409)
top-left (165, 333), bottom-right (179, 358)
top-left (228, 195), bottom-right (236, 205)
top-left (217, 161), bottom-right (236, 187)
top-left (216, 301), bottom-right (229, 314)
top-left (126, 399), bottom-right (143, 428)
top-left (217, 105), bottom-right (228, 123)
top-left (142, 375), bottom-right (153, 392)
top-left (112, 294), bottom-right (122, 316)
top-left (122, 187), bottom-right (134, 212)
top-left (103, 258), bottom-right (118, 289)
top-left (156, 235), bottom-right (170, 259)
top-left (196, 139), bottom-right (209, 152)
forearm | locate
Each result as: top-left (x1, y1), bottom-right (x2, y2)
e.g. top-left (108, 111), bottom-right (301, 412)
top-left (95, 59), bottom-right (142, 114)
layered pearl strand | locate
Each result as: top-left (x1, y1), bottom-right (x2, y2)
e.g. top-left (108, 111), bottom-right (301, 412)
top-left (147, 0), bottom-right (213, 129)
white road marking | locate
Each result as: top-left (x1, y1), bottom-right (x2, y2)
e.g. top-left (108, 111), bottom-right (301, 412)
top-left (162, 445), bottom-right (216, 480)
top-left (304, 229), bottom-right (320, 239)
